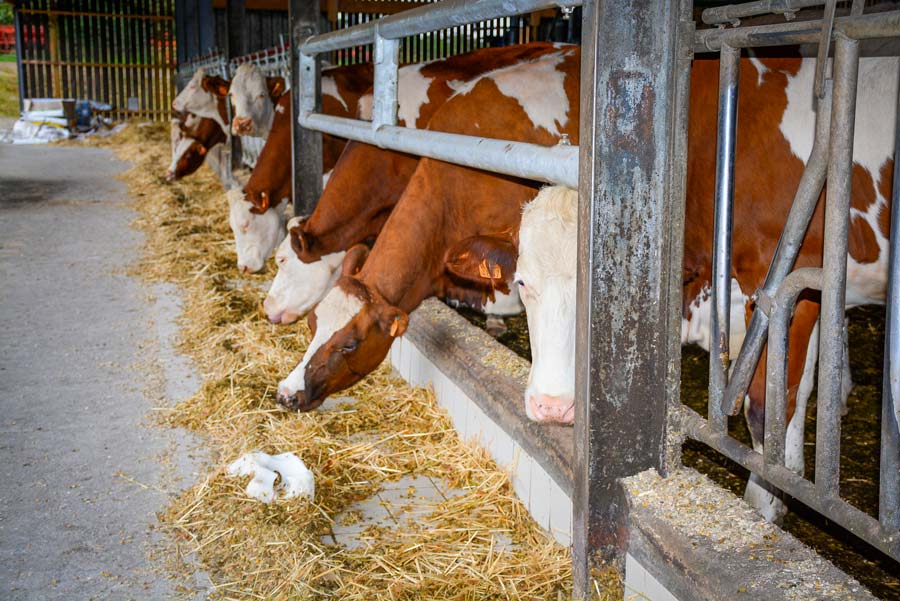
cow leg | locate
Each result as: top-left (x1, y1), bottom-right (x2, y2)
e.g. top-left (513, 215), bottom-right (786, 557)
top-left (841, 316), bottom-right (853, 416)
top-left (744, 300), bottom-right (820, 523)
top-left (485, 315), bottom-right (508, 337)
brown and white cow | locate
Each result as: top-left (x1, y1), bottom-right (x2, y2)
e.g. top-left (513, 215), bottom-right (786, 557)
top-left (228, 63), bottom-right (287, 137)
top-left (172, 68), bottom-right (230, 135)
top-left (227, 63), bottom-right (374, 273)
top-left (274, 46), bottom-right (580, 411)
top-left (166, 113), bottom-right (228, 183)
top-left (461, 54), bottom-right (896, 522)
top-left (262, 42), bottom-right (563, 323)
top-left (169, 69), bottom-right (239, 188)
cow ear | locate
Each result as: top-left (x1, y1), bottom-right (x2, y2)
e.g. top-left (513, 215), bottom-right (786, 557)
top-left (267, 77), bottom-right (286, 100)
top-left (286, 215), bottom-right (306, 231)
top-left (307, 308), bottom-right (318, 337)
top-left (377, 305), bottom-right (408, 339)
top-left (247, 190), bottom-right (270, 215)
top-left (341, 244), bottom-right (369, 277)
top-left (290, 223), bottom-right (316, 257)
top-left (202, 76), bottom-right (230, 98)
top-left (444, 235), bottom-right (517, 288)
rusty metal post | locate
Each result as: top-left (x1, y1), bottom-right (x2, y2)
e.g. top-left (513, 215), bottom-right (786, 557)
top-left (573, 0), bottom-right (685, 595)
top-left (291, 0), bottom-right (323, 217)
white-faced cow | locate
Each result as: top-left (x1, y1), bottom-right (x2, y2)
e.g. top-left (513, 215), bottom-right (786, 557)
top-left (262, 42), bottom-right (563, 324)
top-left (228, 63), bottom-right (287, 137)
top-left (462, 55), bottom-right (896, 523)
top-left (274, 46), bottom-right (580, 412)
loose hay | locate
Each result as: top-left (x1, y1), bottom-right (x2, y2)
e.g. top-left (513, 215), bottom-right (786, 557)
top-left (94, 124), bottom-right (619, 599)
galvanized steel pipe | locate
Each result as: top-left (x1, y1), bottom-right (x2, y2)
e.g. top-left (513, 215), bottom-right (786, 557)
top-left (709, 44), bottom-right (740, 432)
top-left (815, 34), bottom-right (859, 498)
top-left (298, 112), bottom-right (579, 187)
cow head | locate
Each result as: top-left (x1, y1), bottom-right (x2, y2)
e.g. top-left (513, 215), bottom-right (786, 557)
top-left (451, 187), bottom-right (577, 425)
top-left (263, 217), bottom-right (347, 324)
top-left (227, 187), bottom-right (286, 274)
top-left (229, 63), bottom-right (285, 137)
top-left (276, 246), bottom-right (408, 411)
top-left (172, 68), bottom-right (229, 128)
top-left (166, 135), bottom-right (208, 182)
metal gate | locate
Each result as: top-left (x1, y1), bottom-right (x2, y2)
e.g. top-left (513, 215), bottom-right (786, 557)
top-left (13, 0), bottom-right (177, 121)
top-left (290, 0), bottom-right (900, 592)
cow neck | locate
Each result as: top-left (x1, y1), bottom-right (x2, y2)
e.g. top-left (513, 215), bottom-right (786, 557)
top-left (306, 143), bottom-right (418, 259)
top-left (355, 168), bottom-right (447, 313)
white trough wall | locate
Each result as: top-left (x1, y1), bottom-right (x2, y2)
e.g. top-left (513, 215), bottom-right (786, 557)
top-left (389, 333), bottom-right (683, 600)
top-left (389, 334), bottom-right (573, 548)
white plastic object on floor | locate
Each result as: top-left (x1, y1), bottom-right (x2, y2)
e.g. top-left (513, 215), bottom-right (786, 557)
top-left (227, 451), bottom-right (315, 503)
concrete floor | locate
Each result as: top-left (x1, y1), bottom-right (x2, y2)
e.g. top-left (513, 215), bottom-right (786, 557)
top-left (0, 144), bottom-right (211, 599)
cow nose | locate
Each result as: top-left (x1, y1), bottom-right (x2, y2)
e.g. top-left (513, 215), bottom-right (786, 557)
top-left (527, 394), bottom-right (575, 425)
top-left (239, 264), bottom-right (252, 275)
top-left (267, 311), bottom-right (282, 324)
top-left (165, 169), bottom-right (176, 182)
top-left (277, 388), bottom-right (305, 411)
top-left (232, 117), bottom-right (253, 135)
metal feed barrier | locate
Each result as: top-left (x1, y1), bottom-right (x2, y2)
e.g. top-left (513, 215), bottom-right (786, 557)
top-left (682, 0), bottom-right (900, 564)
top-left (289, 0), bottom-right (900, 593)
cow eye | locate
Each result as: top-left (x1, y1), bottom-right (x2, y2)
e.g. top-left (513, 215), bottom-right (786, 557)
top-left (341, 340), bottom-right (358, 353)
top-left (516, 279), bottom-right (525, 288)
top-left (276, 255), bottom-right (286, 265)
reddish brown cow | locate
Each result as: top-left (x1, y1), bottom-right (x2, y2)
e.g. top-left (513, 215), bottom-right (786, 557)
top-left (263, 42), bottom-right (564, 323)
top-left (275, 46), bottom-right (580, 410)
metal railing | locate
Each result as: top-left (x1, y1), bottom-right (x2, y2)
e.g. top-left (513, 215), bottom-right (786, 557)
top-left (296, 0), bottom-right (582, 189)
top-left (290, 0), bottom-right (900, 583)
top-left (681, 0), bottom-right (900, 562)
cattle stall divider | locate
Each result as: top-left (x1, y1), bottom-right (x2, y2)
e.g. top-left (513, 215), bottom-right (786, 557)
top-left (290, 0), bottom-right (900, 595)
top-left (686, 0), bottom-right (900, 563)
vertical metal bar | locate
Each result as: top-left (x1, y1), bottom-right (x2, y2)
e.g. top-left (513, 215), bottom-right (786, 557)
top-left (664, 0), bottom-right (695, 476)
top-left (372, 33), bottom-right (399, 128)
top-left (721, 74), bottom-right (833, 417)
top-left (573, 0), bottom-right (681, 594)
top-left (227, 0), bottom-right (245, 170)
top-left (709, 44), bottom-right (740, 432)
top-left (14, 7), bottom-right (27, 112)
top-left (765, 268), bottom-right (823, 468)
top-left (880, 66), bottom-right (900, 530)
top-left (291, 0), bottom-right (323, 217)
top-left (816, 34), bottom-right (859, 498)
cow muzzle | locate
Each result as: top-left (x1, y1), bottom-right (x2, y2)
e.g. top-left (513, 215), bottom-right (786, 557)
top-left (232, 117), bottom-right (254, 136)
top-left (527, 394), bottom-right (575, 425)
top-left (276, 389), bottom-right (324, 412)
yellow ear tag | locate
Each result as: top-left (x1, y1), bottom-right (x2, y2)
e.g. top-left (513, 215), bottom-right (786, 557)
top-left (478, 260), bottom-right (490, 279)
top-left (477, 259), bottom-right (502, 281)
top-left (389, 317), bottom-right (401, 337)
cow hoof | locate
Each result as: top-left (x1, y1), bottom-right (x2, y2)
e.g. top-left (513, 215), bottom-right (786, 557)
top-left (485, 315), bottom-right (507, 338)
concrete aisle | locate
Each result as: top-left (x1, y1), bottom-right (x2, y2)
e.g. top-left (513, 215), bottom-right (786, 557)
top-left (0, 144), bottom-right (211, 600)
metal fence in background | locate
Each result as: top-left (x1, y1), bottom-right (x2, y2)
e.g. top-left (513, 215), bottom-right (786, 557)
top-left (14, 0), bottom-right (177, 121)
